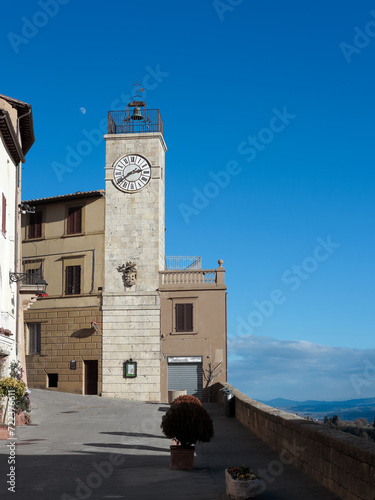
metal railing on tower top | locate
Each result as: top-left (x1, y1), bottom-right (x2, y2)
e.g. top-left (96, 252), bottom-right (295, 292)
top-left (108, 109), bottom-right (164, 135)
top-left (165, 256), bottom-right (202, 270)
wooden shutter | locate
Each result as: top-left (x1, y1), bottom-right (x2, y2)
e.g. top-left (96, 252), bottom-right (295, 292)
top-left (29, 324), bottom-right (35, 354)
top-left (175, 303), bottom-right (193, 332)
top-left (65, 265), bottom-right (81, 295)
top-left (67, 207), bottom-right (82, 234)
top-left (1, 193), bottom-right (6, 236)
top-left (28, 324), bottom-right (41, 354)
top-left (36, 324), bottom-right (41, 354)
top-left (29, 211), bottom-right (42, 239)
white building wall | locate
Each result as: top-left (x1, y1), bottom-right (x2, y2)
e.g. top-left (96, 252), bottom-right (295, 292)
top-left (0, 128), bottom-right (17, 373)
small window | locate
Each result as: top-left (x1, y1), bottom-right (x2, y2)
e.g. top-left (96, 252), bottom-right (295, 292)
top-left (48, 373), bottom-right (58, 388)
top-left (1, 193), bottom-right (6, 236)
top-left (28, 323), bottom-right (41, 354)
top-left (65, 265), bottom-right (81, 295)
top-left (29, 211), bottom-right (42, 239)
top-left (175, 303), bottom-right (194, 332)
top-left (67, 206), bottom-right (82, 235)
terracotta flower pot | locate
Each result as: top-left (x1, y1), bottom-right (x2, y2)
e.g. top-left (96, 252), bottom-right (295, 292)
top-left (15, 412), bottom-right (25, 426)
top-left (225, 470), bottom-right (262, 499)
top-left (0, 425), bottom-right (9, 440)
top-left (170, 445), bottom-right (195, 470)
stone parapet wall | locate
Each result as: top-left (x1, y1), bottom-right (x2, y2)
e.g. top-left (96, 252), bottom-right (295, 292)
top-left (221, 384), bottom-right (375, 500)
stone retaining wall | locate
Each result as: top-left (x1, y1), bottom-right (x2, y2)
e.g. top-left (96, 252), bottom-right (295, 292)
top-left (220, 384), bottom-right (375, 500)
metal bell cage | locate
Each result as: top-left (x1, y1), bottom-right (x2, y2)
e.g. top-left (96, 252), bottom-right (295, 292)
top-left (108, 100), bottom-right (164, 136)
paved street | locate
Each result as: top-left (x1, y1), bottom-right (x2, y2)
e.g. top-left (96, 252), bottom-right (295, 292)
top-left (0, 390), bottom-right (340, 499)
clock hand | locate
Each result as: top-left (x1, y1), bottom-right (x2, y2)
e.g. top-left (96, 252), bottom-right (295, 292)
top-left (124, 167), bottom-right (141, 179)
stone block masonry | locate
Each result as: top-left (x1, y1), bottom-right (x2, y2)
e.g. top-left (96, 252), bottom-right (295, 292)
top-left (102, 132), bottom-right (166, 402)
top-left (25, 306), bottom-right (102, 395)
top-left (101, 293), bottom-right (161, 402)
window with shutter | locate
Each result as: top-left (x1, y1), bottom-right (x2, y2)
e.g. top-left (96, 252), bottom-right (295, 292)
top-left (1, 193), bottom-right (6, 236)
top-left (67, 206), bottom-right (82, 234)
top-left (28, 323), bottom-right (41, 354)
top-left (65, 265), bottom-right (81, 295)
top-left (28, 211), bottom-right (42, 239)
top-left (175, 303), bottom-right (194, 332)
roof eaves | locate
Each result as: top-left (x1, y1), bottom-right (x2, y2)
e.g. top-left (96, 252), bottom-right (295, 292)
top-left (0, 94), bottom-right (35, 156)
top-left (22, 190), bottom-right (106, 205)
top-left (0, 109), bottom-right (25, 164)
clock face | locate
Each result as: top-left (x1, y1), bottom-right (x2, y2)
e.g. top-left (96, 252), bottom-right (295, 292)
top-left (113, 154), bottom-right (151, 192)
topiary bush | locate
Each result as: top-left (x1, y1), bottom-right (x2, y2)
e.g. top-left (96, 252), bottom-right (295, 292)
top-left (172, 394), bottom-right (202, 406)
top-left (161, 402), bottom-right (214, 448)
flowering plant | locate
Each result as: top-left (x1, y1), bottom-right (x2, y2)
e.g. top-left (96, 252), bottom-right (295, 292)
top-left (0, 355), bottom-right (7, 377)
top-left (0, 328), bottom-right (12, 336)
top-left (36, 293), bottom-right (48, 298)
top-left (10, 360), bottom-right (22, 380)
top-left (0, 377), bottom-right (26, 399)
top-left (227, 465), bottom-right (258, 480)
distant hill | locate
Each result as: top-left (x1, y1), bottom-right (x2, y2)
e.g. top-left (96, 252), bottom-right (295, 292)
top-left (260, 397), bottom-right (375, 421)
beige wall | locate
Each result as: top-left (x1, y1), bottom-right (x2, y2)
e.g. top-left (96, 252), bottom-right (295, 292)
top-left (22, 194), bottom-right (104, 394)
top-left (160, 267), bottom-right (227, 403)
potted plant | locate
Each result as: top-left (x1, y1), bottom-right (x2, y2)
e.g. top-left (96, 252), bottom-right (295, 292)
top-left (161, 402), bottom-right (214, 470)
top-left (171, 394), bottom-right (202, 406)
top-left (0, 405), bottom-right (9, 440)
top-left (0, 377), bottom-right (27, 427)
top-left (169, 395), bottom-right (202, 445)
top-left (225, 465), bottom-right (262, 499)
top-left (15, 391), bottom-right (31, 426)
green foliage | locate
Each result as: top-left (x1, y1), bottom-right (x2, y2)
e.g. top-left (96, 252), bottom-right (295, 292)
top-left (15, 393), bottom-right (31, 414)
top-left (9, 361), bottom-right (22, 380)
top-left (0, 377), bottom-right (26, 399)
top-left (161, 402), bottom-right (214, 447)
top-left (340, 425), bottom-right (375, 442)
top-left (331, 415), bottom-right (340, 426)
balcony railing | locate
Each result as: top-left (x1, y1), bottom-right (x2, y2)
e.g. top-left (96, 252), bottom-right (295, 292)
top-left (159, 265), bottom-right (225, 289)
top-left (165, 256), bottom-right (201, 270)
top-left (21, 260), bottom-right (43, 285)
top-left (108, 109), bottom-right (164, 136)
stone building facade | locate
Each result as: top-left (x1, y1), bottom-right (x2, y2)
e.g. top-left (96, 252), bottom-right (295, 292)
top-left (22, 101), bottom-right (227, 402)
top-left (22, 191), bottom-right (104, 394)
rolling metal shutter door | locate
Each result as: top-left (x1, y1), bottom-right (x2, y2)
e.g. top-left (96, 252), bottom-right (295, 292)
top-left (168, 362), bottom-right (203, 400)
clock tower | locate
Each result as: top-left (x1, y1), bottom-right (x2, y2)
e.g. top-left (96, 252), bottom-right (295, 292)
top-left (102, 92), bottom-right (166, 401)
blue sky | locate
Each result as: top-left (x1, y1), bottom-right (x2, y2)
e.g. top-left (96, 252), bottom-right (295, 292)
top-left (2, 0), bottom-right (375, 401)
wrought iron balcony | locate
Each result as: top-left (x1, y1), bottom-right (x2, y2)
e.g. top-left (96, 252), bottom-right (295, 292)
top-left (108, 109), bottom-right (164, 135)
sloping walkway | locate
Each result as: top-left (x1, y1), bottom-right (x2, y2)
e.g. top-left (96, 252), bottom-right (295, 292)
top-left (0, 390), bottom-right (340, 499)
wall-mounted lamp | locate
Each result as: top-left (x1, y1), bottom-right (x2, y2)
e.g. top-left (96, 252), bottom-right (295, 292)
top-left (70, 360), bottom-right (76, 370)
top-left (18, 203), bottom-right (35, 215)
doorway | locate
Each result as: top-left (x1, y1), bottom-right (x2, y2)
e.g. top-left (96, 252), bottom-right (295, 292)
top-left (84, 360), bottom-right (98, 395)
